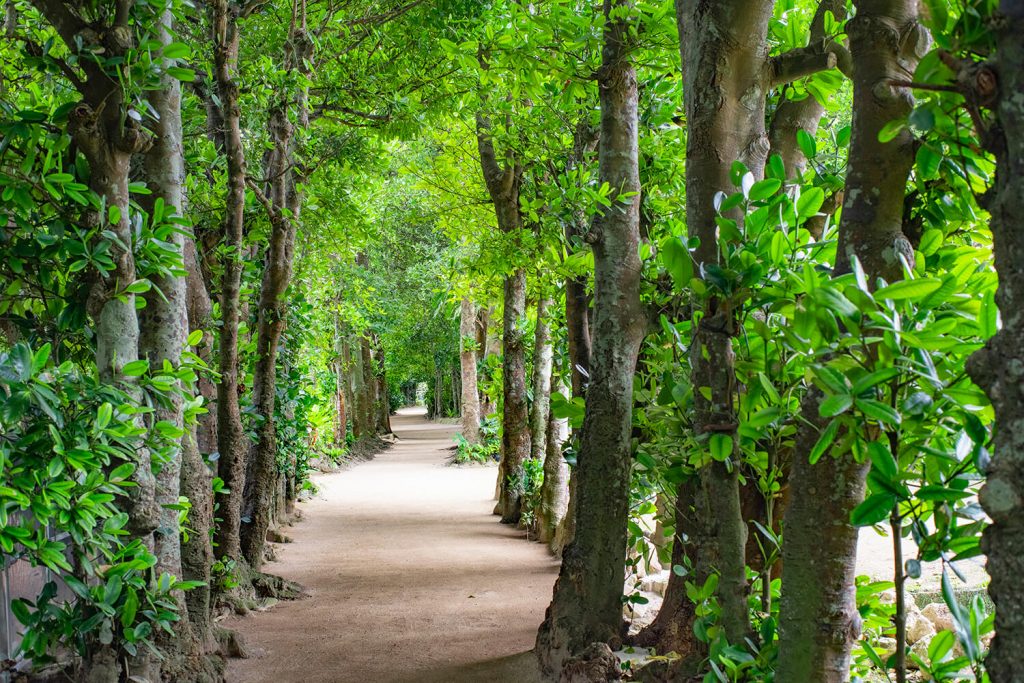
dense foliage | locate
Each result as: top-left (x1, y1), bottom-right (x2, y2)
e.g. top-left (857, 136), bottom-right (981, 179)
top-left (1, 0), bottom-right (1022, 681)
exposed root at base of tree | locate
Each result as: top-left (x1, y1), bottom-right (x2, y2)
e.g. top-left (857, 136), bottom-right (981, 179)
top-left (214, 625), bottom-right (251, 659)
top-left (559, 643), bottom-right (621, 682)
top-left (160, 647), bottom-right (227, 683)
top-left (216, 565), bottom-right (308, 618)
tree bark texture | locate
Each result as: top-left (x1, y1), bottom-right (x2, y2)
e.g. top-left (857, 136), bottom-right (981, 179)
top-left (460, 297), bottom-right (482, 444)
top-left (673, 0), bottom-right (779, 645)
top-left (965, 3), bottom-right (1024, 680)
top-left (529, 296), bottom-right (553, 461)
top-left (240, 7), bottom-right (312, 568)
top-left (476, 112), bottom-right (530, 524)
top-left (777, 2), bottom-right (923, 680)
top-left (211, 0), bottom-right (249, 565)
top-left (535, 2), bottom-right (646, 672)
top-left (538, 374), bottom-right (569, 548)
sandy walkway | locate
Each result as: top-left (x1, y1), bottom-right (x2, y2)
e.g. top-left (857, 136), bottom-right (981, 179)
top-left (224, 408), bottom-right (560, 683)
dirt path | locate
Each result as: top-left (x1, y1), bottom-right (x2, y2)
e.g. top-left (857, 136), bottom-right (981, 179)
top-left (224, 408), bottom-right (559, 683)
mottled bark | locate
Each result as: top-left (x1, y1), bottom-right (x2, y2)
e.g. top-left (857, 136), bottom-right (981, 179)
top-left (241, 9), bottom-right (312, 566)
top-left (535, 2), bottom-right (645, 672)
top-left (777, 2), bottom-right (923, 679)
top-left (671, 0), bottom-right (779, 646)
top-left (538, 374), bottom-right (569, 547)
top-left (498, 269), bottom-right (530, 522)
top-left (349, 333), bottom-right (372, 438)
top-left (182, 232), bottom-right (217, 644)
top-left (211, 0), bottom-right (248, 566)
top-left (136, 10), bottom-right (220, 676)
top-left (529, 296), bottom-right (553, 461)
top-left (334, 313), bottom-right (348, 444)
top-left (475, 113), bottom-right (530, 524)
top-left (139, 5), bottom-right (189, 590)
top-left (965, 3), bottom-right (1024, 680)
top-left (373, 333), bottom-right (392, 434)
top-left (360, 332), bottom-right (377, 432)
top-left (474, 305), bottom-right (488, 364)
top-left (460, 297), bottom-right (481, 444)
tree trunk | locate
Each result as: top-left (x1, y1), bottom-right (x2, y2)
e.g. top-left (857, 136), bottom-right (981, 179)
top-left (475, 110), bottom-right (531, 524)
top-left (538, 374), bottom-right (569, 547)
top-left (529, 296), bottom-right (553, 461)
top-left (565, 121), bottom-right (597, 398)
top-left (334, 315), bottom-right (348, 445)
top-left (633, 483), bottom-right (700, 656)
top-left (360, 332), bottom-right (377, 433)
top-left (964, 3), bottom-right (1024, 680)
top-left (373, 333), bottom-right (393, 434)
top-left (211, 0), bottom-right (249, 566)
top-left (460, 297), bottom-right (482, 444)
top-left (182, 233), bottom-right (217, 647)
top-left (671, 0), bottom-right (781, 646)
top-left (497, 268), bottom-right (530, 522)
top-left (136, 13), bottom-right (220, 677)
top-left (240, 5), bottom-right (312, 567)
top-left (776, 2), bottom-right (922, 679)
top-left (475, 305), bottom-right (489, 364)
top-left (349, 336), bottom-right (370, 438)
top-left (535, 3), bottom-right (645, 672)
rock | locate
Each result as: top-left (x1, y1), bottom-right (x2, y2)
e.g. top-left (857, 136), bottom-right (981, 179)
top-left (875, 637), bottom-right (897, 659)
top-left (624, 592), bottom-right (662, 635)
top-left (909, 638), bottom-right (929, 670)
top-left (641, 571), bottom-right (669, 597)
top-left (560, 642), bottom-right (621, 682)
top-left (922, 603), bottom-right (955, 633)
top-left (879, 588), bottom-right (897, 604)
top-left (906, 610), bottom-right (937, 644)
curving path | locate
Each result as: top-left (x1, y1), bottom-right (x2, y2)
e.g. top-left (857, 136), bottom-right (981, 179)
top-left (225, 407), bottom-right (559, 683)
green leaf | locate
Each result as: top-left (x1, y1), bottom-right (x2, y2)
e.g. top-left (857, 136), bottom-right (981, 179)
top-left (809, 418), bottom-right (840, 464)
top-left (855, 398), bottom-right (902, 426)
top-left (851, 367), bottom-right (901, 394)
top-left (709, 433), bottom-right (733, 462)
top-left (796, 187), bottom-right (825, 221)
top-left (917, 485), bottom-right (971, 502)
top-left (122, 359), bottom-right (149, 376)
top-left (851, 492), bottom-right (896, 526)
top-left (812, 286), bottom-right (858, 318)
top-left (659, 237), bottom-right (693, 289)
top-left (748, 178), bottom-right (782, 202)
top-left (819, 394), bottom-right (853, 418)
top-left (187, 329), bottom-right (204, 346)
top-left (918, 229), bottom-right (943, 256)
top-left (874, 278), bottom-right (942, 301)
top-left (167, 67), bottom-right (196, 82)
top-left (162, 42), bottom-right (191, 59)
top-left (878, 119), bottom-right (907, 143)
top-left (96, 402), bottom-right (113, 431)
top-left (796, 129), bottom-right (817, 160)
top-left (866, 441), bottom-right (898, 482)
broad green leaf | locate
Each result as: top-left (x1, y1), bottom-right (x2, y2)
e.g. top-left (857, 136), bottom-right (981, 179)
top-left (850, 492), bottom-right (896, 526)
top-left (874, 278), bottom-right (942, 301)
top-left (809, 418), bottom-right (840, 464)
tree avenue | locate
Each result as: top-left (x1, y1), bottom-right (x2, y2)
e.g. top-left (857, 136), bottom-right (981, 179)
top-left (0, 0), bottom-right (1020, 682)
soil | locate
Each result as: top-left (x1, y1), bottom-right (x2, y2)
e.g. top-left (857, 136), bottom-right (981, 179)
top-left (224, 407), bottom-right (560, 683)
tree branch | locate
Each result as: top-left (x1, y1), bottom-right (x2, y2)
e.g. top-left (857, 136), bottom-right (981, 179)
top-left (770, 45), bottom-right (838, 86)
